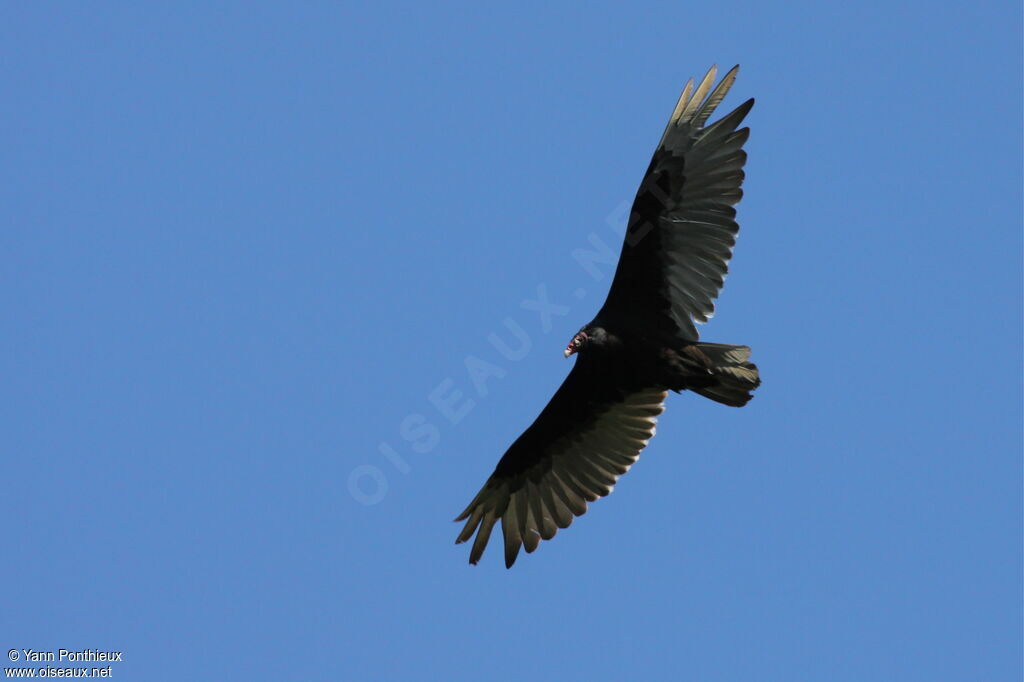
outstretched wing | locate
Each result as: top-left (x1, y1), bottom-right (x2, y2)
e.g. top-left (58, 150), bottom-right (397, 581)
top-left (455, 354), bottom-right (667, 568)
top-left (598, 65), bottom-right (753, 341)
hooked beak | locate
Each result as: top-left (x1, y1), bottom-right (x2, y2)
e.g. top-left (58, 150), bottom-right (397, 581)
top-left (563, 346), bottom-right (574, 359)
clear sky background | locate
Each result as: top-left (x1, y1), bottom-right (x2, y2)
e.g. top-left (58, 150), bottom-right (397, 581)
top-left (2, 3), bottom-right (1021, 681)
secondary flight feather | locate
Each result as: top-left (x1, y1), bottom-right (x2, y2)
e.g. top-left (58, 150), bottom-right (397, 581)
top-left (456, 65), bottom-right (760, 568)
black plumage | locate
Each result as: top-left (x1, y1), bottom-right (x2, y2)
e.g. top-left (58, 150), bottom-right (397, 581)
top-left (455, 65), bottom-right (761, 568)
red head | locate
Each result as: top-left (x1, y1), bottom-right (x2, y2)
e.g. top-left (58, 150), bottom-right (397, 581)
top-left (564, 331), bottom-right (588, 358)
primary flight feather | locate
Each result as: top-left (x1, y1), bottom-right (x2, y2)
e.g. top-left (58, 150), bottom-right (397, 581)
top-left (456, 65), bottom-right (760, 568)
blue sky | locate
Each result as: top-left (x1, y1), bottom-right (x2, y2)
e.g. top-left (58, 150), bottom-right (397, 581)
top-left (2, 2), bottom-right (1021, 680)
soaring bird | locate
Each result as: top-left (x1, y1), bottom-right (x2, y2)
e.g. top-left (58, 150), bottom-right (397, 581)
top-left (455, 65), bottom-right (760, 568)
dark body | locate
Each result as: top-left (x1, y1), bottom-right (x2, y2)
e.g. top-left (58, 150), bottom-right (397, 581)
top-left (456, 65), bottom-right (761, 567)
top-left (492, 323), bottom-right (736, 481)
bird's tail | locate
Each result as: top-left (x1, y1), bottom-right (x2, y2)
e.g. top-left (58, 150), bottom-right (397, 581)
top-left (685, 342), bottom-right (760, 407)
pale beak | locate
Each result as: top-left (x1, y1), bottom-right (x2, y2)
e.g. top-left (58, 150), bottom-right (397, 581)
top-left (563, 347), bottom-right (573, 358)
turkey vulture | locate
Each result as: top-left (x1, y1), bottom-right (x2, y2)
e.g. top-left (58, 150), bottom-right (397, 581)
top-left (455, 65), bottom-right (760, 568)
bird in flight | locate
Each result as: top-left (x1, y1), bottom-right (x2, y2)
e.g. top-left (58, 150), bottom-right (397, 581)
top-left (455, 65), bottom-right (760, 568)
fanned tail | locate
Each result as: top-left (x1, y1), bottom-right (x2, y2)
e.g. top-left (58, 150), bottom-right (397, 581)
top-left (685, 342), bottom-right (760, 407)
